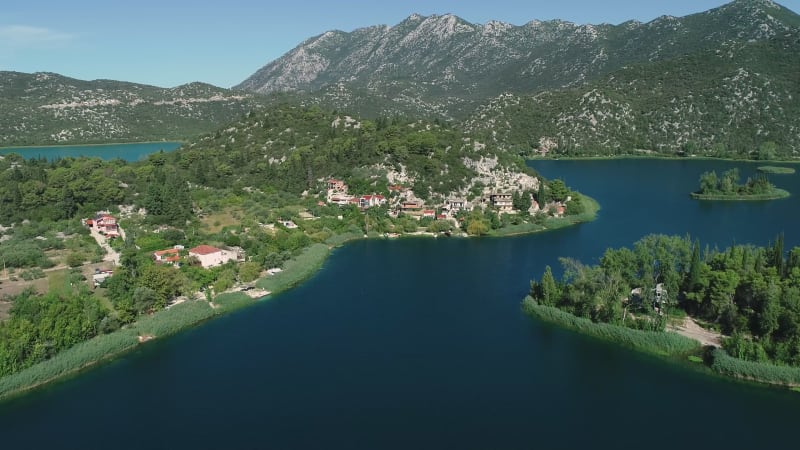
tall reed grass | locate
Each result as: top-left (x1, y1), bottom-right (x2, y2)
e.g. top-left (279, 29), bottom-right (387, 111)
top-left (0, 330), bottom-right (139, 399)
top-left (256, 243), bottom-right (329, 294)
top-left (522, 297), bottom-right (699, 357)
top-left (711, 348), bottom-right (800, 386)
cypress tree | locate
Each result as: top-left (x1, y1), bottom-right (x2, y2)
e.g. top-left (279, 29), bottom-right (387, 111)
top-left (773, 232), bottom-right (785, 276)
top-left (686, 239), bottom-right (702, 291)
top-left (540, 265), bottom-right (560, 307)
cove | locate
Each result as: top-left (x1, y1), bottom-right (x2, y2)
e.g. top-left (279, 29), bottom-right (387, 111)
top-left (0, 159), bottom-right (799, 449)
top-left (0, 141), bottom-right (182, 161)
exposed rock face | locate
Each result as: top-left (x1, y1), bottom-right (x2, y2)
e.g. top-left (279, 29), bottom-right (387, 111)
top-left (235, 0), bottom-right (799, 120)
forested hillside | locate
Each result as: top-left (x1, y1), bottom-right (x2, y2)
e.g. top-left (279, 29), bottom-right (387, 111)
top-left (177, 104), bottom-right (534, 202)
top-left (466, 31), bottom-right (800, 157)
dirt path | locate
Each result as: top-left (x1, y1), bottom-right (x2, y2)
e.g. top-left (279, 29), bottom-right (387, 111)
top-left (89, 225), bottom-right (121, 266)
top-left (669, 317), bottom-right (723, 348)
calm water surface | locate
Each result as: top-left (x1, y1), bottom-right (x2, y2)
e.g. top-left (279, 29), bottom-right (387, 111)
top-left (0, 159), bottom-right (798, 449)
top-left (0, 142), bottom-right (181, 161)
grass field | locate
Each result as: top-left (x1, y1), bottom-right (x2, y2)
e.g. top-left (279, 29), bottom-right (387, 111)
top-left (47, 269), bottom-right (69, 294)
top-left (200, 207), bottom-right (243, 233)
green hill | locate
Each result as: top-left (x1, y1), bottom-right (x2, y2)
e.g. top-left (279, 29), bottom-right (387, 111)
top-left (0, 72), bottom-right (266, 146)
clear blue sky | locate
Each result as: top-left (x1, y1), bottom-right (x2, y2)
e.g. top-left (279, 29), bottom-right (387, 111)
top-left (2, 0), bottom-right (798, 88)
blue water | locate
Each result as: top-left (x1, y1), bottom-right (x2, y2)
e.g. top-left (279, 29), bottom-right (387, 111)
top-left (0, 142), bottom-right (182, 161)
top-left (0, 159), bottom-right (798, 449)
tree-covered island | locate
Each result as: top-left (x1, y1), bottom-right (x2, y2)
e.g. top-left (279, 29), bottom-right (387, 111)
top-left (0, 105), bottom-right (597, 399)
top-left (526, 234), bottom-right (800, 387)
top-left (690, 168), bottom-right (789, 200)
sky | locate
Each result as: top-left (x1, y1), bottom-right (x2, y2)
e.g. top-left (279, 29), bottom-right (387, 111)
top-left (2, 0), bottom-right (799, 88)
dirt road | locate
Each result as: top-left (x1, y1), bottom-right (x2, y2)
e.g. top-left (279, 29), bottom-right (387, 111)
top-left (89, 225), bottom-right (121, 266)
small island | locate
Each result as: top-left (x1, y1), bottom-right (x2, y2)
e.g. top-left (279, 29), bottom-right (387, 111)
top-left (757, 166), bottom-right (796, 175)
top-left (690, 168), bottom-right (789, 201)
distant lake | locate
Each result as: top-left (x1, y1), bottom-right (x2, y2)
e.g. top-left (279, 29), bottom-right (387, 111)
top-left (0, 159), bottom-right (799, 449)
top-left (0, 142), bottom-right (182, 161)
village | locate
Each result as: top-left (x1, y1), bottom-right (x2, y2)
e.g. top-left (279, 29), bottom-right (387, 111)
top-left (81, 212), bottom-right (263, 300)
top-left (0, 170), bottom-right (576, 311)
top-left (90, 172), bottom-right (572, 296)
top-left (322, 175), bottom-right (566, 229)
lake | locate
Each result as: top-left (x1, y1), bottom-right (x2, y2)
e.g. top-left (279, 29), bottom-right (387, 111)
top-left (0, 159), bottom-right (798, 449)
top-left (0, 142), bottom-right (182, 161)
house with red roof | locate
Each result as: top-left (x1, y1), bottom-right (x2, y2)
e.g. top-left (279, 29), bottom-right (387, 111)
top-left (400, 201), bottom-right (422, 212)
top-left (422, 209), bottom-right (436, 219)
top-left (358, 194), bottom-right (386, 209)
top-left (153, 248), bottom-right (181, 266)
top-left (94, 214), bottom-right (119, 237)
top-left (189, 245), bottom-right (236, 269)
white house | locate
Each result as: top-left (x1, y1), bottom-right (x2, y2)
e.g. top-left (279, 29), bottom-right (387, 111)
top-left (189, 245), bottom-right (236, 269)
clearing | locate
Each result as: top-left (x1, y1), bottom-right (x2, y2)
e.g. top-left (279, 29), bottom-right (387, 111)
top-left (201, 207), bottom-right (243, 233)
top-left (669, 317), bottom-right (723, 348)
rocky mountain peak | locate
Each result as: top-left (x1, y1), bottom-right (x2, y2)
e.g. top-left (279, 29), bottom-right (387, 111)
top-left (233, 1), bottom-right (799, 119)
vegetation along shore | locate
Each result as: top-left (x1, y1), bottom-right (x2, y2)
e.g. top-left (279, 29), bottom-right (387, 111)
top-left (526, 234), bottom-right (800, 388)
top-left (757, 166), bottom-right (796, 175)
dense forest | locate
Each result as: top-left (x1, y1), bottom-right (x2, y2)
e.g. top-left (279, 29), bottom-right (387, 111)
top-left (530, 234), bottom-right (800, 367)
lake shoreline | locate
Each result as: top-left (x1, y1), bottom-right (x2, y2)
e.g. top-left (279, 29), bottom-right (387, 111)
top-left (0, 140), bottom-right (185, 151)
top-left (689, 188), bottom-right (790, 201)
top-left (531, 155), bottom-right (800, 164)
top-left (0, 197), bottom-right (599, 402)
top-left (522, 297), bottom-right (800, 390)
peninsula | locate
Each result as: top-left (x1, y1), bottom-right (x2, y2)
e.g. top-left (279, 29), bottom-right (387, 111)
top-left (0, 106), bottom-right (598, 400)
top-left (526, 234), bottom-right (800, 389)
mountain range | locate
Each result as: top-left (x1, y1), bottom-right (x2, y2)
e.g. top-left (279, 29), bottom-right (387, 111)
top-left (2, 0), bottom-right (798, 157)
top-left (235, 0), bottom-right (800, 156)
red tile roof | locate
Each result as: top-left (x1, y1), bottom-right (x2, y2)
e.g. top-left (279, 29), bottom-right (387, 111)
top-left (189, 245), bottom-right (221, 255)
top-left (154, 248), bottom-right (180, 256)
